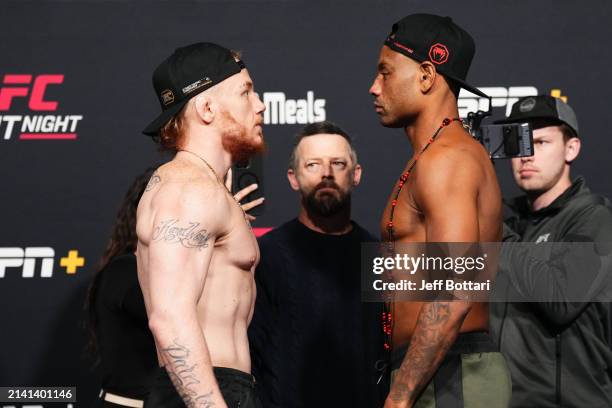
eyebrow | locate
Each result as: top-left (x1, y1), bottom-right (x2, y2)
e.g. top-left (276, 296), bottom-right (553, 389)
top-left (377, 62), bottom-right (392, 71)
top-left (241, 81), bottom-right (253, 91)
top-left (305, 156), bottom-right (349, 162)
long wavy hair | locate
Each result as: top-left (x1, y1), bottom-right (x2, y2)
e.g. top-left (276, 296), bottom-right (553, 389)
top-left (84, 167), bottom-right (156, 363)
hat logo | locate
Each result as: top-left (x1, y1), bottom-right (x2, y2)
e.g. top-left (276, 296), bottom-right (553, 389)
top-left (519, 97), bottom-right (536, 113)
top-left (428, 43), bottom-right (449, 65)
top-left (161, 89), bottom-right (175, 106)
top-left (182, 77), bottom-right (212, 95)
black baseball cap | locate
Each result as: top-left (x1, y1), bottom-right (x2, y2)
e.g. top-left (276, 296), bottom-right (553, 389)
top-left (143, 42), bottom-right (245, 137)
top-left (384, 13), bottom-right (488, 98)
top-left (495, 95), bottom-right (579, 136)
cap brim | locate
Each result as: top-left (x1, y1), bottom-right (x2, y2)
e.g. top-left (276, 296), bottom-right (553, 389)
top-left (493, 114), bottom-right (559, 125)
top-left (445, 74), bottom-right (489, 98)
top-left (142, 100), bottom-right (189, 137)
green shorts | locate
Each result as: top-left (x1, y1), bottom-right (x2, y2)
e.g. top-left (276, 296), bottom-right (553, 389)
top-left (390, 332), bottom-right (511, 408)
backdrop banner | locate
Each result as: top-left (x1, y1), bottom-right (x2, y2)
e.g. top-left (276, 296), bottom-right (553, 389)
top-left (2, 1), bottom-right (611, 406)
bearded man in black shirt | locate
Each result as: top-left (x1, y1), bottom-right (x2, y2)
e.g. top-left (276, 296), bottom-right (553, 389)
top-left (248, 121), bottom-right (386, 408)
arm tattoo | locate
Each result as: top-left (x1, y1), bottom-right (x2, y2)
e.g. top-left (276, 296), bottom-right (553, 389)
top-left (153, 219), bottom-right (211, 250)
top-left (162, 340), bottom-right (216, 407)
top-left (145, 171), bottom-right (161, 192)
top-left (390, 301), bottom-right (455, 403)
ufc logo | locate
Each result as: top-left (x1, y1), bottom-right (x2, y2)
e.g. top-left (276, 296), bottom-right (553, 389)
top-left (0, 74), bottom-right (64, 111)
top-left (0, 247), bottom-right (55, 278)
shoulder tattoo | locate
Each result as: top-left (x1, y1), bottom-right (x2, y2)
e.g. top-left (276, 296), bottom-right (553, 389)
top-left (145, 171), bottom-right (161, 192)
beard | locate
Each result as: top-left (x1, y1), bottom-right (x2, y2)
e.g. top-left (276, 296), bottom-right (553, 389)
top-left (303, 179), bottom-right (351, 217)
top-left (219, 110), bottom-right (265, 164)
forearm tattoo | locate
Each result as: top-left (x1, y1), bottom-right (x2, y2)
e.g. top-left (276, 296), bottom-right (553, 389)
top-left (390, 301), bottom-right (454, 403)
top-left (145, 171), bottom-right (161, 192)
top-left (162, 340), bottom-right (216, 407)
top-left (153, 219), bottom-right (211, 250)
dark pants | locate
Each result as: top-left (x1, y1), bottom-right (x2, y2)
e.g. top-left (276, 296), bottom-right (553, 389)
top-left (390, 332), bottom-right (511, 408)
top-left (146, 366), bottom-right (262, 408)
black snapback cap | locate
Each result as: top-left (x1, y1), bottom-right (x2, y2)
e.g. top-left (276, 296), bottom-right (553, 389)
top-left (143, 42), bottom-right (245, 137)
top-left (495, 95), bottom-right (579, 136)
top-left (384, 13), bottom-right (488, 98)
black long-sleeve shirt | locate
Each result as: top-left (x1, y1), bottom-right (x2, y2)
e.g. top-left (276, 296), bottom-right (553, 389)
top-left (93, 253), bottom-right (158, 399)
top-left (248, 219), bottom-right (386, 408)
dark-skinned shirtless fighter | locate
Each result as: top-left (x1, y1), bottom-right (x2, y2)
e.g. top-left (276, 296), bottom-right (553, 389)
top-left (138, 43), bottom-right (265, 408)
top-left (369, 14), bottom-right (511, 408)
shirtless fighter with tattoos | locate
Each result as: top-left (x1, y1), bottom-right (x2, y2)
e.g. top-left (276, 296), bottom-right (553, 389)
top-left (369, 15), bottom-right (511, 407)
top-left (137, 42), bottom-right (265, 408)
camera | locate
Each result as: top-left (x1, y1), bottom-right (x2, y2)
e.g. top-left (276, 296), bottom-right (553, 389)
top-left (466, 97), bottom-right (534, 160)
top-left (475, 122), bottom-right (533, 159)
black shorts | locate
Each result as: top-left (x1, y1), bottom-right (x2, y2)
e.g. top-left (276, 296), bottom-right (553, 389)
top-left (146, 366), bottom-right (261, 408)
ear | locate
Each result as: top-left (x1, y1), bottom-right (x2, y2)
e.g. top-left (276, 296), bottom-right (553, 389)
top-left (287, 168), bottom-right (301, 191)
top-left (418, 62), bottom-right (437, 94)
top-left (565, 137), bottom-right (581, 163)
top-left (352, 164), bottom-right (362, 186)
top-left (193, 93), bottom-right (215, 124)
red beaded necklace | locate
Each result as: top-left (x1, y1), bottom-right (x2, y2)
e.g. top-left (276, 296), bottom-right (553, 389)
top-left (381, 117), bottom-right (462, 351)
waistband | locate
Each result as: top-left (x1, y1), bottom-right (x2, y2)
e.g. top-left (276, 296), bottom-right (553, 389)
top-left (157, 366), bottom-right (256, 386)
top-left (213, 366), bottom-right (256, 387)
top-left (391, 331), bottom-right (497, 371)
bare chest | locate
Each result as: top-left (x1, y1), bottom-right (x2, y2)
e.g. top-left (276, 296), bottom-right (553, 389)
top-left (380, 178), bottom-right (426, 243)
top-left (216, 199), bottom-right (260, 271)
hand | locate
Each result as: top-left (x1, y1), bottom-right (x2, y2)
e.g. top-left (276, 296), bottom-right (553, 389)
top-left (235, 184), bottom-right (265, 221)
top-left (225, 168), bottom-right (265, 221)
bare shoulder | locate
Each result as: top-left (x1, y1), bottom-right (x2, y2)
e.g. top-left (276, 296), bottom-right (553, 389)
top-left (414, 127), bottom-right (487, 195)
top-left (147, 160), bottom-right (231, 229)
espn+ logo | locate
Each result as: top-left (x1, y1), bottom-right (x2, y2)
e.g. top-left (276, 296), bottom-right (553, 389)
top-left (0, 247), bottom-right (54, 278)
top-left (0, 74), bottom-right (83, 140)
top-left (0, 247), bottom-right (85, 278)
top-left (458, 86), bottom-right (538, 118)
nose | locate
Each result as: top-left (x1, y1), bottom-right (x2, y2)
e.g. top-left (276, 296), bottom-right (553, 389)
top-left (321, 162), bottom-right (334, 178)
top-left (369, 76), bottom-right (381, 97)
top-left (520, 154), bottom-right (534, 163)
top-left (254, 92), bottom-right (266, 114)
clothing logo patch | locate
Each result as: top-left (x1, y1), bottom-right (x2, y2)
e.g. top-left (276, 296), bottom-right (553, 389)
top-left (161, 89), bottom-right (174, 106)
top-left (428, 43), bottom-right (449, 65)
top-left (389, 39), bottom-right (414, 55)
top-left (519, 97), bottom-right (537, 113)
top-left (535, 233), bottom-right (550, 244)
top-left (182, 77), bottom-right (212, 95)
